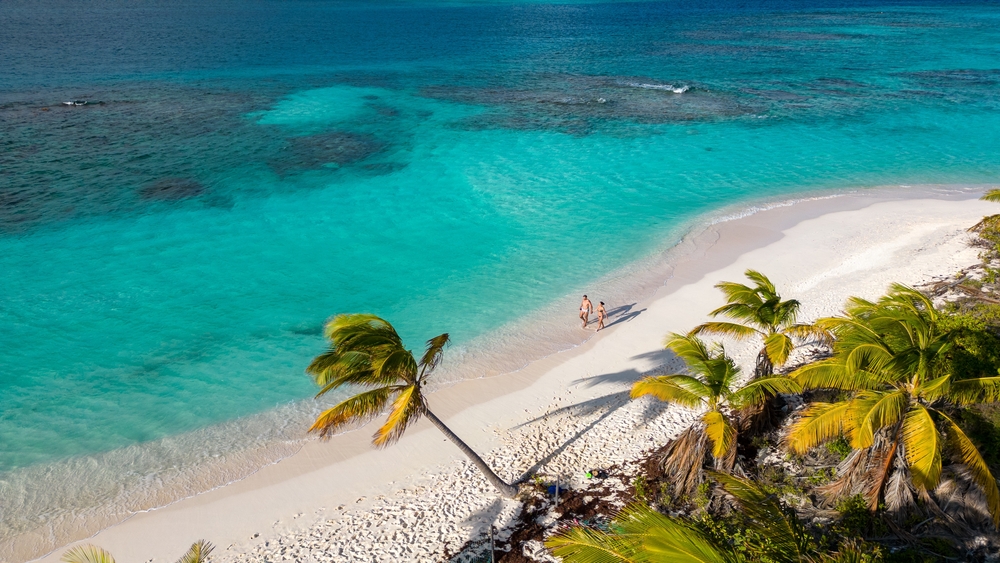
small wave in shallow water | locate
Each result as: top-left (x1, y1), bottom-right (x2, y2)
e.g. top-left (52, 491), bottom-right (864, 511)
top-left (621, 81), bottom-right (690, 94)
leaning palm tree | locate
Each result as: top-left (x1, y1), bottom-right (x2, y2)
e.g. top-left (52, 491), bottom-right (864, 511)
top-left (546, 473), bottom-right (874, 563)
top-left (786, 284), bottom-right (1000, 525)
top-left (690, 270), bottom-right (825, 379)
top-left (62, 540), bottom-right (213, 563)
top-left (307, 314), bottom-right (518, 498)
top-left (631, 334), bottom-right (800, 494)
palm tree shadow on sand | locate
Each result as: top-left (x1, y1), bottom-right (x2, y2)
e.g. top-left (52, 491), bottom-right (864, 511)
top-left (510, 351), bottom-right (685, 483)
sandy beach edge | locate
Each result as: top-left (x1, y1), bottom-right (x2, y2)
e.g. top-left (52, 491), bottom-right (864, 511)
top-left (20, 184), bottom-right (998, 563)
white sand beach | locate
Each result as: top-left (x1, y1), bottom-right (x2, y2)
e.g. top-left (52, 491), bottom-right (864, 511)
top-left (27, 188), bottom-right (997, 563)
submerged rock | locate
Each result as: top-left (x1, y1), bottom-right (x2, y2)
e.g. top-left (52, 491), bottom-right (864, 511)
top-left (284, 131), bottom-right (384, 169)
top-left (139, 178), bottom-right (205, 201)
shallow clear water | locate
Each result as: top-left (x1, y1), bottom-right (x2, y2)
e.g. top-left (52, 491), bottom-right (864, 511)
top-left (2, 0), bottom-right (1000, 553)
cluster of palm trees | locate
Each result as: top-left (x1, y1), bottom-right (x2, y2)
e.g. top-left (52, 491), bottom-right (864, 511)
top-left (549, 270), bottom-right (1000, 561)
top-left (296, 267), bottom-right (1000, 559)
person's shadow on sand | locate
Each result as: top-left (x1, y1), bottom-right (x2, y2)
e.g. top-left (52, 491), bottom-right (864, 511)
top-left (601, 303), bottom-right (645, 329)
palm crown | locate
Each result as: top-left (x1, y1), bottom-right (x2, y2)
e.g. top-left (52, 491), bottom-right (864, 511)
top-left (631, 334), bottom-right (800, 493)
top-left (786, 284), bottom-right (1000, 524)
top-left (307, 314), bottom-right (518, 497)
top-left (691, 269), bottom-right (824, 378)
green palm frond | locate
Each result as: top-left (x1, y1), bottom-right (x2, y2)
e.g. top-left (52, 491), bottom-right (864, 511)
top-left (175, 541), bottom-right (215, 563)
top-left (664, 334), bottom-right (740, 388)
top-left (792, 360), bottom-right (885, 392)
top-left (902, 405), bottom-right (942, 492)
top-left (309, 385), bottom-right (399, 439)
top-left (948, 375), bottom-right (1000, 405)
top-left (418, 333), bottom-right (450, 376)
top-left (630, 375), bottom-right (708, 409)
top-left (712, 472), bottom-right (813, 561)
top-left (308, 350), bottom-right (376, 391)
top-left (982, 189), bottom-right (1000, 203)
top-left (61, 546), bottom-right (115, 563)
top-left (852, 390), bottom-right (908, 450)
top-left (689, 321), bottom-right (762, 341)
top-left (324, 313), bottom-right (401, 342)
top-left (763, 332), bottom-right (795, 367)
top-left (703, 410), bottom-right (736, 460)
top-left (786, 401), bottom-right (854, 454)
top-left (783, 322), bottom-right (832, 344)
top-left (545, 524), bottom-right (642, 563)
top-left (547, 503), bottom-right (732, 563)
top-left (743, 269), bottom-right (777, 295)
top-left (664, 333), bottom-right (715, 364)
top-left (920, 374), bottom-right (952, 402)
top-left (372, 384), bottom-right (424, 447)
top-left (938, 411), bottom-right (1000, 526)
top-left (706, 302), bottom-right (761, 324)
top-left (729, 375), bottom-right (801, 409)
top-left (714, 281), bottom-right (765, 310)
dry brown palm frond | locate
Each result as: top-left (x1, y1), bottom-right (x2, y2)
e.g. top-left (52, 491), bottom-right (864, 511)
top-left (935, 466), bottom-right (994, 530)
top-left (883, 445), bottom-right (916, 521)
top-left (867, 428), bottom-right (902, 511)
top-left (735, 398), bottom-right (783, 435)
top-left (818, 442), bottom-right (880, 505)
top-left (918, 487), bottom-right (974, 537)
top-left (714, 430), bottom-right (738, 474)
top-left (661, 425), bottom-right (710, 496)
top-left (815, 427), bottom-right (916, 516)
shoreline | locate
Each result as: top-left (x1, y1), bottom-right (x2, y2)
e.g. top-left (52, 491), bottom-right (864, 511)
top-left (17, 184), bottom-right (997, 563)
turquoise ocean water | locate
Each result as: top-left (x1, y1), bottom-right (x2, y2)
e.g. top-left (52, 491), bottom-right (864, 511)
top-left (2, 0), bottom-right (1000, 555)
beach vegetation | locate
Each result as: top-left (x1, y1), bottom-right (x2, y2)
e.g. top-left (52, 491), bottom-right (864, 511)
top-left (630, 334), bottom-right (801, 495)
top-left (306, 314), bottom-right (519, 497)
top-left (546, 472), bottom-right (881, 563)
top-left (631, 475), bottom-right (648, 503)
top-left (825, 437), bottom-right (852, 460)
top-left (786, 284), bottom-right (1000, 525)
top-left (689, 269), bottom-right (828, 379)
top-left (61, 540), bottom-right (214, 563)
top-left (982, 189), bottom-right (1000, 203)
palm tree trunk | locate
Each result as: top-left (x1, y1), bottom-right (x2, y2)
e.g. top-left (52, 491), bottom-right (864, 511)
top-left (424, 408), bottom-right (519, 498)
top-left (754, 348), bottom-right (773, 379)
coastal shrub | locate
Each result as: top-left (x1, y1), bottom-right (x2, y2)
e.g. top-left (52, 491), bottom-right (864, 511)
top-left (884, 539), bottom-right (959, 563)
top-left (657, 482), bottom-right (672, 507)
top-left (806, 467), bottom-right (835, 487)
top-left (825, 437), bottom-right (852, 460)
top-left (834, 495), bottom-right (887, 537)
top-left (693, 481), bottom-right (711, 509)
top-left (631, 475), bottom-right (648, 503)
top-left (937, 309), bottom-right (1000, 379)
top-left (696, 511), bottom-right (790, 563)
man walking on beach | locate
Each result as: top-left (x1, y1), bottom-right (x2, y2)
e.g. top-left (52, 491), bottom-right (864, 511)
top-left (580, 295), bottom-right (593, 328)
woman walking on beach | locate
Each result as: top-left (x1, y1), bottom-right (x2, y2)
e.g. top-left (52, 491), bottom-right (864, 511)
top-left (596, 302), bottom-right (607, 331)
top-left (579, 295), bottom-right (593, 328)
